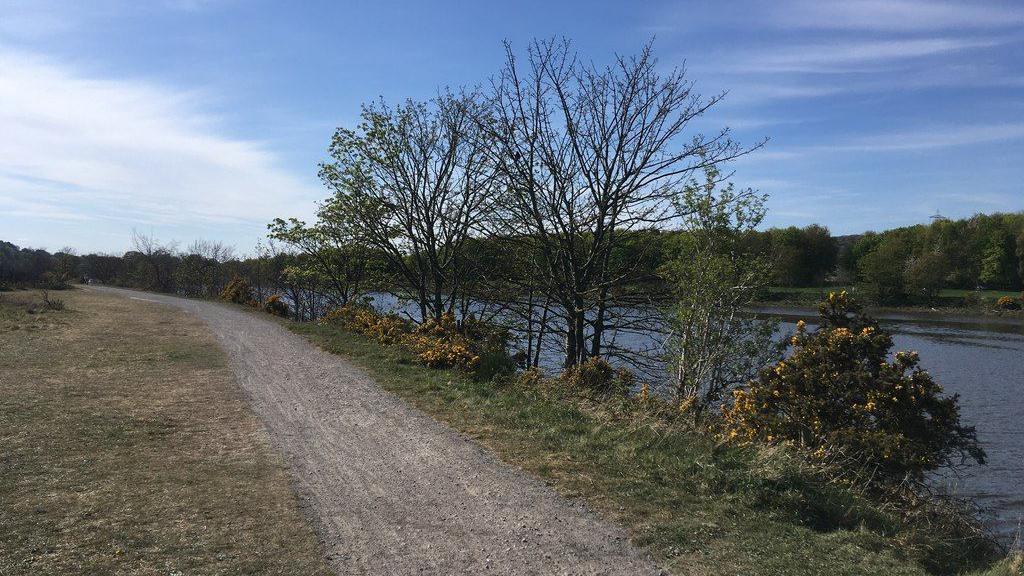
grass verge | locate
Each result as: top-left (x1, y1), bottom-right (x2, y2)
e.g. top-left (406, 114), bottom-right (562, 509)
top-left (761, 286), bottom-right (1022, 313)
top-left (0, 289), bottom-right (332, 575)
top-left (290, 319), bottom-right (1019, 576)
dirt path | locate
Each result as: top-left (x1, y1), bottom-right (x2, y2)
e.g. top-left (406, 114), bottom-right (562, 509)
top-left (90, 287), bottom-right (661, 576)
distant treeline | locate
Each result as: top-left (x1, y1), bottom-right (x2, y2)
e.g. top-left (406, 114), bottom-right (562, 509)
top-left (4, 211), bottom-right (1021, 307)
top-left (0, 235), bottom-right (328, 319)
top-left (839, 212), bottom-right (1024, 303)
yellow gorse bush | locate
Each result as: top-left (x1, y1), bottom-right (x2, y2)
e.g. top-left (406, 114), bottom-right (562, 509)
top-left (319, 306), bottom-right (483, 371)
top-left (722, 291), bottom-right (985, 486)
top-left (262, 294), bottom-right (289, 317)
top-left (398, 314), bottom-right (480, 370)
top-left (319, 304), bottom-right (409, 345)
top-left (219, 274), bottom-right (254, 305)
top-left (995, 295), bottom-right (1021, 310)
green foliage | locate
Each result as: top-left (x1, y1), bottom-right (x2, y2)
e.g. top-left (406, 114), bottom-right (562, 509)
top-left (38, 270), bottom-right (71, 290)
top-left (903, 252), bottom-right (949, 303)
top-left (857, 236), bottom-right (910, 304)
top-left (980, 229), bottom-right (1019, 289)
top-left (1017, 232), bottom-right (1024, 284)
top-left (842, 213), bottom-right (1024, 295)
top-left (318, 93), bottom-right (493, 323)
top-left (723, 292), bottom-right (986, 487)
top-left (768, 224), bottom-right (838, 287)
top-left (267, 213), bottom-right (371, 307)
top-left (558, 356), bottom-right (631, 397)
top-left (662, 166), bottom-right (779, 412)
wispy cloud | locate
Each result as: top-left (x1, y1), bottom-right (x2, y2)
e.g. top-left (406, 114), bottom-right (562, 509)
top-left (836, 123), bottom-right (1024, 151)
top-left (735, 36), bottom-right (1009, 74)
top-left (0, 48), bottom-right (317, 240)
top-left (774, 0), bottom-right (1024, 32)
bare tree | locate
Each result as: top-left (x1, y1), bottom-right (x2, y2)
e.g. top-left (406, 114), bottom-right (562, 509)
top-left (129, 229), bottom-right (178, 292)
top-left (319, 92), bottom-right (498, 322)
top-left (175, 239), bottom-right (236, 297)
top-left (485, 38), bottom-right (760, 368)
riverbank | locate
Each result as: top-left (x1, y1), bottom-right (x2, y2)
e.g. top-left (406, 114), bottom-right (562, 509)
top-left (290, 316), bottom-right (1022, 576)
top-left (0, 289), bottom-right (331, 574)
top-left (752, 303), bottom-right (1024, 333)
top-left (760, 287), bottom-right (1024, 319)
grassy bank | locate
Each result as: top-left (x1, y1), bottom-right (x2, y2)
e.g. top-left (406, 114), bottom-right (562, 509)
top-left (0, 289), bottom-right (331, 575)
top-left (761, 286), bottom-right (1022, 314)
top-left (290, 319), bottom-right (1021, 576)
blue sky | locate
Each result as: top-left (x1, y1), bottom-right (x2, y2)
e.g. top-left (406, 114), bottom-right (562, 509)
top-left (1, 0), bottom-right (1022, 254)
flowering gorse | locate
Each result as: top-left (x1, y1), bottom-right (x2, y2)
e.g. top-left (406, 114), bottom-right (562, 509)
top-left (401, 314), bottom-right (480, 370)
top-left (722, 291), bottom-right (985, 485)
top-left (219, 275), bottom-right (254, 305)
top-left (319, 306), bottom-right (504, 372)
top-left (995, 295), bottom-right (1021, 310)
top-left (262, 294), bottom-right (289, 317)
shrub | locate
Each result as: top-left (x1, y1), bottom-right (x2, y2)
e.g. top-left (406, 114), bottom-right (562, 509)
top-left (319, 304), bottom-right (410, 345)
top-left (40, 289), bottom-right (64, 311)
top-left (263, 294), bottom-right (289, 317)
top-left (219, 275), bottom-right (254, 304)
top-left (361, 312), bottom-right (408, 345)
top-left (961, 290), bottom-right (982, 309)
top-left (559, 357), bottom-right (633, 397)
top-left (38, 271), bottom-right (70, 290)
top-left (401, 314), bottom-right (478, 370)
top-left (320, 306), bottom-right (516, 375)
top-left (319, 304), bottom-right (364, 326)
top-left (995, 296), bottom-right (1021, 310)
top-left (515, 366), bottom-right (546, 388)
top-left (722, 291), bottom-right (985, 487)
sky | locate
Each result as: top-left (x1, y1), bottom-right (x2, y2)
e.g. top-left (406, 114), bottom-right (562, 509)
top-left (1, 0), bottom-right (1022, 254)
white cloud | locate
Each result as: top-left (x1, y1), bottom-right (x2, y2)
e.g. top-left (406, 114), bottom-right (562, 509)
top-left (743, 123), bottom-right (1024, 159)
top-left (0, 48), bottom-right (317, 243)
top-left (839, 123), bottom-right (1024, 151)
top-left (736, 37), bottom-right (1007, 74)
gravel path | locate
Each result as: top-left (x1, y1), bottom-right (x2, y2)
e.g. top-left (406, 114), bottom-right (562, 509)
top-left (92, 287), bottom-right (662, 576)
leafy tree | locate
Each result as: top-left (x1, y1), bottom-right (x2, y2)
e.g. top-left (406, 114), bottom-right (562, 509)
top-left (903, 251), bottom-right (948, 304)
top-left (1018, 230), bottom-right (1024, 286)
top-left (319, 93), bottom-right (496, 323)
top-left (268, 207), bottom-right (370, 309)
top-left (769, 225), bottom-right (837, 286)
top-left (857, 236), bottom-right (909, 304)
top-left (661, 166), bottom-right (779, 414)
top-left (979, 229), bottom-right (1017, 289)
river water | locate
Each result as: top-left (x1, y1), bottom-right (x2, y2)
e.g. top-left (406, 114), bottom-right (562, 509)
top-left (366, 294), bottom-right (1023, 541)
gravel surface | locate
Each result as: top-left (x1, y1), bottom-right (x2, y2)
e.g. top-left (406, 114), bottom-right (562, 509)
top-left (92, 287), bottom-right (663, 576)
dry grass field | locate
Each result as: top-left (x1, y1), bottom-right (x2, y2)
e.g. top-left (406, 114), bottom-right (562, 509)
top-left (0, 288), bottom-right (331, 575)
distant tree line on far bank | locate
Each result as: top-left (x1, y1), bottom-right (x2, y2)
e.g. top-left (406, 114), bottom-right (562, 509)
top-left (5, 210), bottom-right (1022, 307)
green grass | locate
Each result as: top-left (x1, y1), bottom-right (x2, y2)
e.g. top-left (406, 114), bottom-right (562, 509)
top-left (290, 321), bottom-right (1013, 576)
top-left (761, 286), bottom-right (1021, 310)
